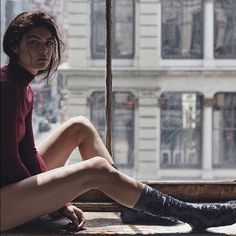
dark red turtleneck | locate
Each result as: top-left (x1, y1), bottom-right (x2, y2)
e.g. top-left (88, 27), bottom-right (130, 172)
top-left (0, 62), bottom-right (48, 187)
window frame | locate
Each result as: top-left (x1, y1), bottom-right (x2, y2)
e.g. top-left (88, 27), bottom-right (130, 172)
top-left (158, 0), bottom-right (236, 68)
top-left (212, 92), bottom-right (236, 168)
top-left (159, 91), bottom-right (204, 169)
top-left (214, 0), bottom-right (236, 59)
top-left (8, 0), bottom-right (233, 206)
top-left (63, 0), bottom-right (236, 205)
top-left (161, 0), bottom-right (204, 60)
top-left (90, 0), bottom-right (136, 60)
top-left (74, 181), bottom-right (236, 207)
top-left (89, 90), bottom-right (136, 168)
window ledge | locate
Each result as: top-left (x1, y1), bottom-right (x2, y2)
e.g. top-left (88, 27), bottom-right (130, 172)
top-left (76, 181), bottom-right (236, 203)
top-left (59, 67), bottom-right (236, 79)
top-left (3, 212), bottom-right (236, 236)
top-left (3, 181), bottom-right (235, 235)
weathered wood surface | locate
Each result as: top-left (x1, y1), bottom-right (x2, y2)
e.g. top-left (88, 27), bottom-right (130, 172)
top-left (3, 212), bottom-right (236, 236)
top-left (76, 181), bottom-right (236, 203)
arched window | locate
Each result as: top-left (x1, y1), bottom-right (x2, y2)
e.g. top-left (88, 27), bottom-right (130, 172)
top-left (91, 0), bottom-right (135, 59)
top-left (90, 91), bottom-right (136, 167)
top-left (214, 0), bottom-right (236, 59)
top-left (161, 0), bottom-right (203, 59)
top-left (213, 93), bottom-right (236, 167)
top-left (160, 92), bottom-right (203, 168)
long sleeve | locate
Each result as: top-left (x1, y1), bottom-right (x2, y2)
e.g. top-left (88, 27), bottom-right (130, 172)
top-left (19, 107), bottom-right (48, 175)
top-left (0, 82), bottom-right (31, 186)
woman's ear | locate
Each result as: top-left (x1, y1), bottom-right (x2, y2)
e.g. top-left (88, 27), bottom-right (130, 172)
top-left (10, 41), bottom-right (19, 54)
top-left (12, 46), bottom-right (19, 54)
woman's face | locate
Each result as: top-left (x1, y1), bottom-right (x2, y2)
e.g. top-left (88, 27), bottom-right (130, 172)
top-left (13, 27), bottom-right (55, 75)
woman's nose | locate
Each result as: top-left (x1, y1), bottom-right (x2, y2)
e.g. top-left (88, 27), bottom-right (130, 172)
top-left (40, 43), bottom-right (48, 52)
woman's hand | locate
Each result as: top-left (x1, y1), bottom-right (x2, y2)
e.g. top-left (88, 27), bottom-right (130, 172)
top-left (60, 204), bottom-right (86, 231)
top-left (63, 204), bottom-right (86, 231)
top-left (49, 203), bottom-right (86, 231)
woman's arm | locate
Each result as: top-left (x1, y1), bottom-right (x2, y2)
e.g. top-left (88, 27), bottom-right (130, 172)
top-left (19, 107), bottom-right (48, 175)
top-left (0, 83), bottom-right (31, 186)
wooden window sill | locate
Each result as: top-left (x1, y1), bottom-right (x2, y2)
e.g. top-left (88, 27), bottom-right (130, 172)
top-left (3, 212), bottom-right (236, 236)
top-left (76, 181), bottom-right (236, 203)
top-left (3, 181), bottom-right (236, 235)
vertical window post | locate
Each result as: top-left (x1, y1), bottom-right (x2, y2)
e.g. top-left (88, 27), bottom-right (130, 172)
top-left (202, 97), bottom-right (214, 178)
top-left (105, 0), bottom-right (113, 155)
top-left (203, 0), bottom-right (214, 66)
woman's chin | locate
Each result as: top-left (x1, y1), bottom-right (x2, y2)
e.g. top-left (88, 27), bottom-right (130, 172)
top-left (34, 63), bottom-right (49, 71)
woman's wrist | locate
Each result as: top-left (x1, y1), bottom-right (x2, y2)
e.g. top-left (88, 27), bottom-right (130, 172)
top-left (58, 202), bottom-right (72, 215)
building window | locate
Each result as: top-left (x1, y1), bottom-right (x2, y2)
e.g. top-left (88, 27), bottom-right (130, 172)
top-left (160, 92), bottom-right (203, 168)
top-left (213, 93), bottom-right (236, 168)
top-left (161, 0), bottom-right (203, 59)
top-left (214, 0), bottom-right (236, 59)
top-left (90, 91), bottom-right (135, 167)
top-left (91, 0), bottom-right (135, 59)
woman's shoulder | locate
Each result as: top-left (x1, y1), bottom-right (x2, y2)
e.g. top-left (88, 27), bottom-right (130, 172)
top-left (1, 65), bottom-right (15, 86)
top-left (1, 65), bottom-right (19, 99)
top-left (1, 65), bottom-right (11, 82)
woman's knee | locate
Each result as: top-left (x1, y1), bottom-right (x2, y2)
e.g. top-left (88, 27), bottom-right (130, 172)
top-left (87, 156), bottom-right (112, 173)
top-left (83, 156), bottom-right (116, 185)
top-left (66, 116), bottom-right (95, 141)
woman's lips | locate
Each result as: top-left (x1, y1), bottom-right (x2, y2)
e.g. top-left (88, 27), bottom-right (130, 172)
top-left (38, 57), bottom-right (48, 61)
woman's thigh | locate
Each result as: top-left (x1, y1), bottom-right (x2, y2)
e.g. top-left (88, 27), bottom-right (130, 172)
top-left (37, 116), bottom-right (113, 170)
top-left (0, 157), bottom-right (143, 232)
top-left (0, 160), bottom-right (95, 232)
top-left (37, 118), bottom-right (79, 169)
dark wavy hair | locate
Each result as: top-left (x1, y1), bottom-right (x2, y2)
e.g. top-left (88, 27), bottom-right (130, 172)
top-left (3, 10), bottom-right (64, 80)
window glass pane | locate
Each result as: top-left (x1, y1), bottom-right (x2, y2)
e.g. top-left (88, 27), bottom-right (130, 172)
top-left (160, 92), bottom-right (203, 168)
top-left (91, 0), bottom-right (135, 59)
top-left (113, 0), bottom-right (135, 58)
top-left (90, 92), bottom-right (135, 167)
top-left (214, 0), bottom-right (236, 58)
top-left (162, 0), bottom-right (203, 59)
top-left (91, 0), bottom-right (105, 59)
top-left (213, 93), bottom-right (236, 168)
top-left (31, 75), bottom-right (60, 139)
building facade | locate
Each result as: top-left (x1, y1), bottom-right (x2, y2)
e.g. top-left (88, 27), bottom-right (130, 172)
top-left (59, 0), bottom-right (236, 180)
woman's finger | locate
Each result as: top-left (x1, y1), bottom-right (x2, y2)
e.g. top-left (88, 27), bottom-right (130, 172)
top-left (78, 218), bottom-right (86, 229)
top-left (73, 207), bottom-right (86, 229)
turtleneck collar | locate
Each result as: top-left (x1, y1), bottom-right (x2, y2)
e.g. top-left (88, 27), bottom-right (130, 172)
top-left (8, 60), bottom-right (35, 87)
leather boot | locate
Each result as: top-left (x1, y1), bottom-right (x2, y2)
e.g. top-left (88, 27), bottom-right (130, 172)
top-left (133, 185), bottom-right (236, 231)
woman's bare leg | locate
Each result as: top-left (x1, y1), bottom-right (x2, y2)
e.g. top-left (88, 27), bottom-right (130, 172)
top-left (37, 116), bottom-right (114, 169)
top-left (0, 157), bottom-right (144, 232)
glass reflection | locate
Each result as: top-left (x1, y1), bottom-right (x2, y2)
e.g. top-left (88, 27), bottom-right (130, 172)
top-left (162, 0), bottom-right (203, 59)
top-left (160, 92), bottom-right (203, 168)
top-left (90, 91), bottom-right (135, 167)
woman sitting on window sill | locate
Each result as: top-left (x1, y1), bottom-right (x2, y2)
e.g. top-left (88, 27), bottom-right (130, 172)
top-left (0, 10), bottom-right (236, 233)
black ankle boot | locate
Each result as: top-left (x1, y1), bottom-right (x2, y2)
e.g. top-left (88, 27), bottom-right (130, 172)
top-left (134, 185), bottom-right (236, 231)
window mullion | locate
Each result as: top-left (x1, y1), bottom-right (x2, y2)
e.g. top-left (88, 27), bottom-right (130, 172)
top-left (202, 97), bottom-right (213, 178)
top-left (203, 0), bottom-right (214, 65)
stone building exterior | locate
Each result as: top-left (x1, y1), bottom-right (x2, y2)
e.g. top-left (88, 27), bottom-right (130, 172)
top-left (59, 0), bottom-right (236, 181)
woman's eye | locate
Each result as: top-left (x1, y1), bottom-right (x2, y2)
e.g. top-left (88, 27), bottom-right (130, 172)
top-left (46, 41), bottom-right (55, 47)
top-left (29, 40), bottom-right (40, 46)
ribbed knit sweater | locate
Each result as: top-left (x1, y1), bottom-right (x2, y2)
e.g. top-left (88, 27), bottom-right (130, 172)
top-left (0, 62), bottom-right (48, 187)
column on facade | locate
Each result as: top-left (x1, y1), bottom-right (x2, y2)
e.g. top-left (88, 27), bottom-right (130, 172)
top-left (67, 0), bottom-right (88, 68)
top-left (139, 0), bottom-right (159, 68)
top-left (203, 0), bottom-right (214, 66)
top-left (202, 97), bottom-right (213, 179)
top-left (137, 90), bottom-right (159, 180)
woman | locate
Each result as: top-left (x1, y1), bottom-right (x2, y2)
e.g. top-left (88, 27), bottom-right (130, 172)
top-left (0, 10), bottom-right (235, 232)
